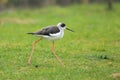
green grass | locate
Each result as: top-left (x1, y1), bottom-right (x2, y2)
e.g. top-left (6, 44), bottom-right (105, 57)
top-left (0, 4), bottom-right (120, 80)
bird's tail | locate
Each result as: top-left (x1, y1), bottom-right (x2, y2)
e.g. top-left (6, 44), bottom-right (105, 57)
top-left (27, 32), bottom-right (35, 35)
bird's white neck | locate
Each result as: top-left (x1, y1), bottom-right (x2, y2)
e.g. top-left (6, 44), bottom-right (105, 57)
top-left (58, 26), bottom-right (65, 31)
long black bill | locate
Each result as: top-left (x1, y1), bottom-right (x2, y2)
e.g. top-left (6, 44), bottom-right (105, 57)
top-left (66, 27), bottom-right (74, 32)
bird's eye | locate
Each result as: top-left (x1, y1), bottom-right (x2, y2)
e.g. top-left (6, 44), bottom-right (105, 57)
top-left (61, 23), bottom-right (65, 27)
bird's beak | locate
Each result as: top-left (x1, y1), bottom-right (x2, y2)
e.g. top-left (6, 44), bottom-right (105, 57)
top-left (66, 27), bottom-right (74, 32)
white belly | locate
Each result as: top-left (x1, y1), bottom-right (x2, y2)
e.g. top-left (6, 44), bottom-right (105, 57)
top-left (38, 31), bottom-right (64, 41)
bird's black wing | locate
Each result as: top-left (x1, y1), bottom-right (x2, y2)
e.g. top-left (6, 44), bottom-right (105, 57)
top-left (34, 26), bottom-right (60, 36)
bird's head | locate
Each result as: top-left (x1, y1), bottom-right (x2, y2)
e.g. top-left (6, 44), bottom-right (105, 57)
top-left (57, 22), bottom-right (66, 30)
top-left (57, 22), bottom-right (74, 32)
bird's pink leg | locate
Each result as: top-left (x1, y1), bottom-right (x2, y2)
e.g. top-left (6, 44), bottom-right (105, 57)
top-left (51, 41), bottom-right (65, 66)
top-left (27, 38), bottom-right (42, 65)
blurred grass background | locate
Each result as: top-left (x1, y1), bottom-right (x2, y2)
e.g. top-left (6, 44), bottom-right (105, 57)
top-left (0, 1), bottom-right (120, 80)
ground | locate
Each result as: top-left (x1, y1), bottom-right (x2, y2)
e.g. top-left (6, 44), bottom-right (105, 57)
top-left (0, 4), bottom-right (120, 80)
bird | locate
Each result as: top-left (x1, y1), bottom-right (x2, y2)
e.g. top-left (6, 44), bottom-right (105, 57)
top-left (27, 22), bottom-right (74, 66)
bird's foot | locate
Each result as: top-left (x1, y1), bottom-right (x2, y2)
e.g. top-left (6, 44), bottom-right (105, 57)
top-left (27, 61), bottom-right (31, 65)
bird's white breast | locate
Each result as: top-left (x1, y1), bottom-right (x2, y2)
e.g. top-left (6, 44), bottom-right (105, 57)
top-left (41, 30), bottom-right (64, 41)
top-left (49, 30), bottom-right (64, 40)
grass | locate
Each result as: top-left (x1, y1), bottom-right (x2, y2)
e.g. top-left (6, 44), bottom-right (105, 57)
top-left (0, 4), bottom-right (120, 80)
